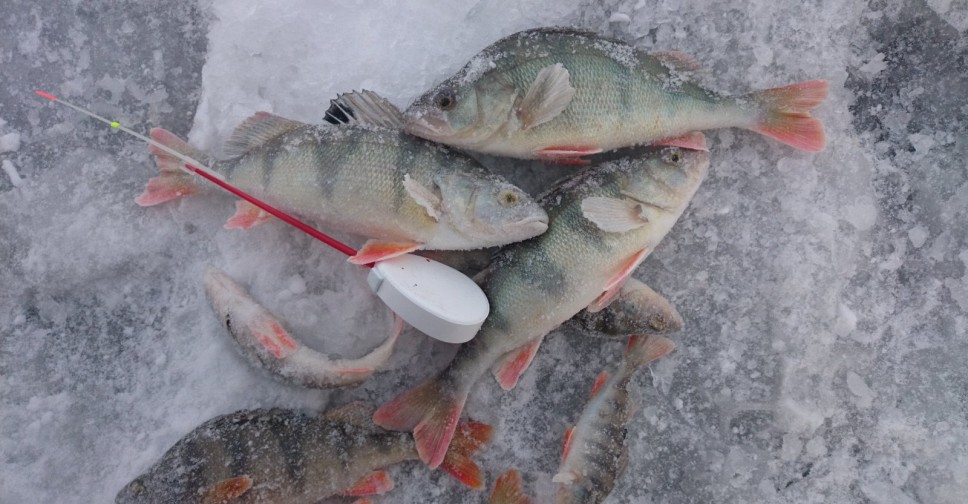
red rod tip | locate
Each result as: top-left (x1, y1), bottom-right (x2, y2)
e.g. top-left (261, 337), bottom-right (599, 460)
top-left (35, 90), bottom-right (57, 101)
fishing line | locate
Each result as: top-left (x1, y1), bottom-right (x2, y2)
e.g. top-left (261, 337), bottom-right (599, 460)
top-left (34, 90), bottom-right (363, 263)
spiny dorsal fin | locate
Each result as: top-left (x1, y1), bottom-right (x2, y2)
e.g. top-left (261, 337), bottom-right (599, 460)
top-left (224, 112), bottom-right (304, 159)
top-left (516, 63), bottom-right (575, 130)
top-left (324, 90), bottom-right (404, 129)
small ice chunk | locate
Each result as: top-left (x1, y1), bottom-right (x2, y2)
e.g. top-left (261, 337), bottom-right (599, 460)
top-left (753, 46), bottom-right (774, 66)
top-left (945, 278), bottom-right (968, 312)
top-left (780, 433), bottom-right (802, 461)
top-left (805, 436), bottom-right (827, 457)
top-left (907, 225), bottom-right (928, 248)
top-left (833, 303), bottom-right (857, 338)
top-left (285, 274), bottom-right (307, 295)
top-left (2, 160), bottom-right (23, 187)
top-left (843, 196), bottom-right (877, 231)
top-left (0, 132), bottom-right (21, 153)
top-left (908, 133), bottom-right (935, 153)
top-left (846, 371), bottom-right (876, 408)
top-left (860, 481), bottom-right (919, 504)
top-left (858, 53), bottom-right (888, 76)
top-left (609, 12), bottom-right (631, 23)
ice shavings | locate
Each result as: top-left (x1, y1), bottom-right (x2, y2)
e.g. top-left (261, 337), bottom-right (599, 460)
top-left (2, 160), bottom-right (23, 187)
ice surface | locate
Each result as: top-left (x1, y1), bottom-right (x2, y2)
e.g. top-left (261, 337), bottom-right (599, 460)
top-left (2, 0), bottom-right (968, 503)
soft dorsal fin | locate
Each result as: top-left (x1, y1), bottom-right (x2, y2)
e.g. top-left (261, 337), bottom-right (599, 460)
top-left (324, 90), bottom-right (404, 129)
top-left (650, 51), bottom-right (702, 74)
top-left (324, 401), bottom-right (375, 426)
top-left (224, 112), bottom-right (304, 159)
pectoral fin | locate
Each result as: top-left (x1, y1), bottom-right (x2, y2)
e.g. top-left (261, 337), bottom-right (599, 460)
top-left (200, 475), bottom-right (252, 504)
top-left (516, 63), bottom-right (575, 130)
top-left (581, 197), bottom-right (649, 233)
top-left (403, 174), bottom-right (442, 221)
top-left (349, 239), bottom-right (421, 265)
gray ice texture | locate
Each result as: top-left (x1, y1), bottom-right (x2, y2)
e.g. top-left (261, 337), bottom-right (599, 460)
top-left (1, 0), bottom-right (967, 502)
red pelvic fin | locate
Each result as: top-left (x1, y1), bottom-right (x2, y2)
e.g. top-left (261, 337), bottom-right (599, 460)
top-left (749, 79), bottom-right (829, 152)
top-left (651, 131), bottom-right (708, 151)
top-left (350, 500), bottom-right (374, 504)
top-left (650, 51), bottom-right (702, 73)
top-left (224, 200), bottom-right (274, 230)
top-left (561, 426), bottom-right (575, 462)
top-left (349, 239), bottom-right (420, 265)
top-left (589, 371), bottom-right (610, 399)
top-left (200, 475), bottom-right (252, 504)
top-left (491, 336), bottom-right (544, 391)
top-left (440, 421), bottom-right (494, 490)
top-left (604, 248), bottom-right (650, 293)
top-left (488, 469), bottom-right (532, 504)
top-left (535, 145), bottom-right (603, 162)
top-left (342, 470), bottom-right (394, 497)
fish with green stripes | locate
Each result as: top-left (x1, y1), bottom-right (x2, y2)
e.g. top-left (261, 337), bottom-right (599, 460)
top-left (137, 96), bottom-right (548, 265)
top-left (373, 142), bottom-right (710, 469)
top-left (115, 402), bottom-right (492, 503)
top-left (554, 335), bottom-right (675, 504)
top-left (404, 27), bottom-right (828, 161)
top-left (569, 277), bottom-right (683, 338)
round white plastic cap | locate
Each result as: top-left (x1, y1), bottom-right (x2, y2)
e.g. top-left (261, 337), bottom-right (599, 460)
top-left (366, 254), bottom-right (489, 344)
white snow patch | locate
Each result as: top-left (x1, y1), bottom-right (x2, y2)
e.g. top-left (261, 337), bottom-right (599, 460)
top-left (2, 160), bottom-right (23, 187)
top-left (0, 132), bottom-right (21, 153)
top-left (846, 371), bottom-right (876, 408)
top-left (833, 303), bottom-right (858, 338)
top-left (609, 12), bottom-right (632, 23)
top-left (843, 196), bottom-right (878, 231)
top-left (908, 224), bottom-right (929, 248)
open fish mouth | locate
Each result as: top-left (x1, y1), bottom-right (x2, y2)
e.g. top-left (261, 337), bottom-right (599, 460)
top-left (404, 109), bottom-right (453, 140)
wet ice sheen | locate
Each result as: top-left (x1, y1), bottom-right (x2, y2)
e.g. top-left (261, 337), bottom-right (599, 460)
top-left (2, 0), bottom-right (967, 503)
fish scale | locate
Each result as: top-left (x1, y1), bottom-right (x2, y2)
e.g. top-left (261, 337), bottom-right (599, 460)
top-left (374, 144), bottom-right (709, 470)
top-left (404, 27), bottom-right (828, 158)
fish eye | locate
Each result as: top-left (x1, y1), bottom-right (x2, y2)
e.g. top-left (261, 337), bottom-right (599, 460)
top-left (434, 88), bottom-right (457, 111)
top-left (498, 190), bottom-right (520, 207)
top-left (662, 148), bottom-right (683, 165)
top-left (129, 480), bottom-right (145, 494)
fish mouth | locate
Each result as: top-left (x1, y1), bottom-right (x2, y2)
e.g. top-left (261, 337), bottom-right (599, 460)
top-left (515, 215), bottom-right (549, 237)
top-left (403, 109), bottom-right (453, 141)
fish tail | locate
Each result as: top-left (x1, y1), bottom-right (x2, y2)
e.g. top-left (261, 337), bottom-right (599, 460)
top-left (623, 334), bottom-right (676, 371)
top-left (488, 469), bottom-right (532, 504)
top-left (747, 79), bottom-right (829, 152)
top-left (439, 420), bottom-right (494, 489)
top-left (373, 375), bottom-right (467, 469)
top-left (135, 128), bottom-right (206, 206)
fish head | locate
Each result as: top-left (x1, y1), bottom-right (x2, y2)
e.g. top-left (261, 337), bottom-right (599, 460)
top-left (433, 169), bottom-right (548, 247)
top-left (623, 144), bottom-right (710, 205)
top-left (404, 71), bottom-right (519, 149)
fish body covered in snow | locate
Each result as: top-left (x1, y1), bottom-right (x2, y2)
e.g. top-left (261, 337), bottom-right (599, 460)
top-left (115, 403), bottom-right (492, 503)
top-left (554, 335), bottom-right (675, 504)
top-left (569, 277), bottom-right (683, 338)
top-left (374, 142), bottom-right (710, 469)
top-left (137, 105), bottom-right (548, 264)
top-left (404, 27), bottom-right (828, 161)
top-left (203, 269), bottom-right (401, 388)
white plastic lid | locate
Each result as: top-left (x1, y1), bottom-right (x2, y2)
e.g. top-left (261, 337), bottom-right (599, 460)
top-left (366, 254), bottom-right (489, 344)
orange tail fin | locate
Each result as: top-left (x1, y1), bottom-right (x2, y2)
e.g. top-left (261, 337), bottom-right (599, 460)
top-left (488, 469), bottom-right (532, 504)
top-left (439, 421), bottom-right (493, 489)
top-left (748, 79), bottom-right (829, 152)
top-left (135, 128), bottom-right (206, 206)
top-left (373, 377), bottom-right (467, 470)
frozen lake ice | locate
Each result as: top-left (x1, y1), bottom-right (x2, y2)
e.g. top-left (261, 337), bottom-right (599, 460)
top-left (2, 0), bottom-right (967, 502)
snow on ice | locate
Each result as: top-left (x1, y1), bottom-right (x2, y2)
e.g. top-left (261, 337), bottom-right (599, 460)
top-left (1, 0), bottom-right (967, 502)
